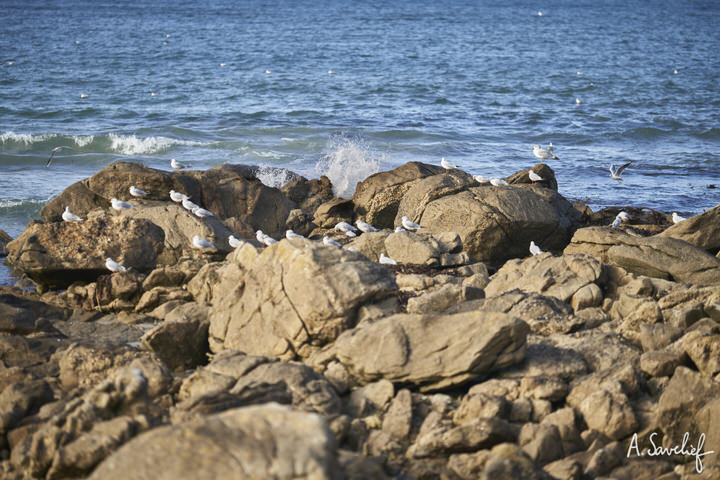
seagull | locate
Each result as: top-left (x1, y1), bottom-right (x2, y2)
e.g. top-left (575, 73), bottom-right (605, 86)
top-left (129, 186), bottom-right (148, 198)
top-left (182, 198), bottom-right (200, 212)
top-left (286, 229), bottom-right (304, 240)
top-left (474, 175), bottom-right (490, 184)
top-left (441, 157), bottom-right (460, 170)
top-left (533, 144), bottom-right (559, 162)
top-left (672, 212), bottom-right (686, 224)
top-left (265, 69), bottom-right (271, 74)
top-left (347, 246), bottom-right (357, 252)
top-left (61, 206), bottom-right (83, 222)
top-left (489, 178), bottom-right (508, 187)
top-left (105, 257), bottom-right (126, 273)
top-left (170, 190), bottom-right (188, 202)
top-left (379, 253), bottom-right (397, 265)
top-left (609, 162), bottom-right (632, 181)
top-left (111, 198), bottom-right (134, 213)
top-left (575, 98), bottom-right (582, 105)
top-left (170, 158), bottom-right (186, 170)
top-left (256, 230), bottom-right (277, 246)
top-left (192, 206), bottom-right (214, 222)
top-left (529, 241), bottom-right (543, 256)
top-left (355, 219), bottom-right (378, 233)
top-left (345, 231), bottom-right (357, 238)
top-left (192, 235), bottom-right (215, 256)
top-left (611, 216), bottom-right (622, 228)
top-left (401, 216), bottom-right (421, 230)
top-left (323, 236), bottom-right (342, 247)
top-left (334, 221), bottom-right (358, 233)
top-left (46, 146), bottom-right (72, 167)
top-left (394, 226), bottom-right (406, 233)
top-left (529, 171), bottom-right (544, 183)
top-left (617, 211), bottom-right (631, 222)
top-left (228, 235), bottom-right (243, 248)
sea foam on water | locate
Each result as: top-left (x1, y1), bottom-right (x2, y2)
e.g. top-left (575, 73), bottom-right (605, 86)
top-left (315, 135), bottom-right (382, 199)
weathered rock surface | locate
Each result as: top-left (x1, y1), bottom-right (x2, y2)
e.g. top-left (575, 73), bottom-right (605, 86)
top-left (311, 311), bottom-right (529, 392)
top-left (5, 214), bottom-right (165, 289)
top-left (0, 229), bottom-right (11, 256)
top-left (208, 239), bottom-right (397, 360)
top-left (505, 163), bottom-right (559, 191)
top-left (657, 204), bottom-right (720, 253)
top-left (141, 302), bottom-right (210, 371)
top-left (566, 227), bottom-right (720, 285)
top-left (88, 404), bottom-right (340, 480)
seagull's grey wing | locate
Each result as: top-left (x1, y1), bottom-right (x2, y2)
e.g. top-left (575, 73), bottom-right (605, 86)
top-left (616, 161), bottom-right (632, 175)
top-left (45, 150), bottom-right (56, 167)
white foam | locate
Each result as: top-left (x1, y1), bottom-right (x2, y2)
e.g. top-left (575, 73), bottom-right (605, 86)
top-left (315, 135), bottom-right (382, 198)
top-left (0, 131), bottom-right (55, 145)
top-left (255, 165), bottom-right (295, 188)
top-left (73, 135), bottom-right (94, 147)
top-left (108, 133), bottom-right (199, 155)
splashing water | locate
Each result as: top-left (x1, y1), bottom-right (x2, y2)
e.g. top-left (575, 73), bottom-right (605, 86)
top-left (315, 135), bottom-right (383, 199)
top-left (255, 165), bottom-right (297, 188)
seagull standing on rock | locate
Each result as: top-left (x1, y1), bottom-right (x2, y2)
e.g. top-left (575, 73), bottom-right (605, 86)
top-left (356, 219), bottom-right (378, 233)
top-left (286, 229), bottom-right (305, 240)
top-left (529, 241), bottom-right (543, 256)
top-left (170, 190), bottom-right (188, 203)
top-left (323, 236), bottom-right (342, 247)
top-left (401, 216), bottom-right (421, 231)
top-left (529, 171), bottom-right (544, 183)
top-left (129, 186), bottom-right (148, 198)
top-left (334, 221), bottom-right (358, 234)
top-left (489, 178), bottom-right (508, 187)
top-left (192, 235), bottom-right (215, 256)
top-left (170, 158), bottom-right (186, 170)
top-left (379, 253), bottom-right (397, 265)
top-left (182, 198), bottom-right (200, 212)
top-left (105, 257), bottom-right (126, 273)
top-left (256, 230), bottom-right (277, 246)
top-left (441, 157), bottom-right (460, 170)
top-left (672, 212), bottom-right (686, 224)
top-left (228, 235), bottom-right (243, 248)
top-left (192, 206), bottom-right (214, 222)
top-left (533, 144), bottom-right (559, 162)
top-left (111, 198), bottom-right (134, 214)
top-left (474, 175), bottom-right (490, 184)
top-left (62, 206), bottom-right (83, 222)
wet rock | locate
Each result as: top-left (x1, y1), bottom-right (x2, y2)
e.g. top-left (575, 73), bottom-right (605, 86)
top-left (208, 239), bottom-right (397, 360)
top-left (0, 229), bottom-right (11, 256)
top-left (311, 311), bottom-right (528, 392)
top-left (87, 404), bottom-right (340, 480)
top-left (352, 161), bottom-right (444, 229)
top-left (5, 214), bottom-right (164, 290)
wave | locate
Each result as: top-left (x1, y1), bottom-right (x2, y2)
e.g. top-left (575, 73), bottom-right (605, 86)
top-left (255, 165), bottom-right (300, 189)
top-left (315, 134), bottom-right (383, 198)
top-left (106, 133), bottom-right (200, 155)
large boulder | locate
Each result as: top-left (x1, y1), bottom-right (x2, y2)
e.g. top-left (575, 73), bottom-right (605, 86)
top-left (208, 239), bottom-right (397, 360)
top-left (505, 164), bottom-right (558, 191)
top-left (352, 162), bottom-right (445, 229)
top-left (310, 310), bottom-right (529, 392)
top-left (657, 204), bottom-right (720, 253)
top-left (87, 404), bottom-right (340, 480)
top-left (5, 214), bottom-right (164, 290)
top-left (566, 227), bottom-right (720, 285)
top-left (0, 229), bottom-right (12, 257)
top-left (396, 176), bottom-right (582, 264)
top-left (281, 175), bottom-right (335, 214)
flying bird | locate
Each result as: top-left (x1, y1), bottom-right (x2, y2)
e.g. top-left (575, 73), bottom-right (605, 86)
top-left (401, 216), bottom-right (421, 230)
top-left (105, 257), bottom-right (126, 273)
top-left (62, 206), bottom-right (83, 222)
top-left (533, 144), bottom-right (559, 162)
top-left (129, 186), bottom-right (148, 197)
top-left (609, 162), bottom-right (632, 181)
top-left (46, 146), bottom-right (72, 167)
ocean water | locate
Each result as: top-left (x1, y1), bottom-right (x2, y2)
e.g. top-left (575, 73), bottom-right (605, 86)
top-left (2, 0), bottom-right (719, 285)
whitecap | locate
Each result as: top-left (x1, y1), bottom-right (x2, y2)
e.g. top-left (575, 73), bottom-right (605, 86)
top-left (107, 133), bottom-right (199, 155)
top-left (315, 134), bottom-right (383, 198)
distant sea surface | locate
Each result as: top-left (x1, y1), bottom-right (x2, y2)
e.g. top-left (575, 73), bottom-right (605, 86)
top-left (2, 0), bottom-right (719, 285)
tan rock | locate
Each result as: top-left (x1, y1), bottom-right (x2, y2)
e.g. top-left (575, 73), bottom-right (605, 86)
top-left (658, 204), bottom-right (720, 253)
top-left (406, 284), bottom-right (484, 314)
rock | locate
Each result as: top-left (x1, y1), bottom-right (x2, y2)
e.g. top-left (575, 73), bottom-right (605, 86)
top-left (0, 292), bottom-right (69, 335)
top-left (485, 254), bottom-right (604, 309)
top-left (410, 418), bottom-right (517, 457)
top-left (543, 458), bottom-right (583, 480)
top-left (541, 407), bottom-right (584, 457)
top-left (0, 229), bottom-right (11, 256)
top-left (347, 380), bottom-right (394, 417)
top-left (396, 176), bottom-right (581, 264)
top-left (500, 337), bottom-right (589, 382)
top-left (384, 230), bottom-right (443, 266)
top-left (0, 380), bottom-right (54, 439)
top-left (480, 443), bottom-right (555, 480)
top-left (88, 404), bottom-right (340, 480)
top-left (134, 286), bottom-right (194, 312)
top-left (637, 324), bottom-right (683, 353)
top-left (565, 227), bottom-right (720, 285)
top-left (447, 450), bottom-right (492, 479)
top-left (639, 350), bottom-right (683, 378)
top-left (381, 389), bottom-right (413, 441)
top-left (313, 198), bottom-right (355, 228)
top-left (281, 175), bottom-right (334, 214)
top-left (208, 239), bottom-right (397, 360)
top-left (5, 214), bottom-right (164, 290)
top-left (518, 423), bottom-right (564, 465)
top-left (352, 161), bottom-right (445, 229)
top-left (186, 261), bottom-right (235, 304)
top-left (453, 394), bottom-right (510, 425)
top-left (406, 284), bottom-right (484, 314)
top-left (141, 302), bottom-right (210, 371)
top-left (674, 330), bottom-right (720, 377)
top-left (338, 450), bottom-right (390, 480)
top-left (609, 459), bottom-right (675, 480)
top-left (178, 350), bottom-right (341, 417)
top-left (575, 389), bottom-right (638, 440)
top-left (658, 203), bottom-right (720, 253)
top-left (505, 163), bottom-right (559, 191)
top-left (284, 208), bottom-right (315, 236)
top-left (311, 311), bottom-right (528, 392)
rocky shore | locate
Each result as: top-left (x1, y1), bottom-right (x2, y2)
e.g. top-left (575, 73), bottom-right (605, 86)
top-left (2, 160), bottom-right (720, 479)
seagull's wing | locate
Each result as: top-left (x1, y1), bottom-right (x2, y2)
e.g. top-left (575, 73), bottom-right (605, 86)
top-left (46, 150), bottom-right (57, 167)
top-left (615, 162), bottom-right (632, 176)
top-left (609, 164), bottom-right (616, 175)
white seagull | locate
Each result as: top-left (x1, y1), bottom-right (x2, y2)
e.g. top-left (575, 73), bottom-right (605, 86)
top-left (529, 171), bottom-right (544, 183)
top-left (182, 198), bottom-right (200, 212)
top-left (529, 241), bottom-right (543, 256)
top-left (533, 144), bottom-right (559, 162)
top-left (394, 226), bottom-right (406, 233)
top-left (323, 236), bottom-right (342, 247)
top-left (192, 235), bottom-right (215, 256)
top-left (617, 211), bottom-right (631, 222)
top-left (379, 253), bottom-right (397, 265)
top-left (401, 216), bottom-right (421, 230)
top-left (672, 212), bottom-right (686, 224)
top-left (129, 186), bottom-right (148, 197)
top-left (355, 219), bottom-right (378, 233)
top-left (609, 162), bottom-right (632, 181)
top-left (334, 221), bottom-right (358, 233)
top-left (256, 230), bottom-right (277, 246)
top-left (474, 175), bottom-right (490, 184)
top-left (441, 157), bottom-right (459, 170)
top-left (611, 216), bottom-right (622, 228)
top-left (62, 206), bottom-right (83, 222)
top-left (228, 235), bottom-right (243, 248)
top-left (489, 178), bottom-right (508, 187)
top-left (110, 198), bottom-right (134, 213)
top-left (169, 190), bottom-right (188, 202)
top-left (105, 257), bottom-right (126, 273)
top-left (46, 146), bottom-right (72, 167)
top-left (170, 158), bottom-right (186, 170)
top-left (286, 229), bottom-right (305, 240)
top-left (192, 206), bottom-right (214, 222)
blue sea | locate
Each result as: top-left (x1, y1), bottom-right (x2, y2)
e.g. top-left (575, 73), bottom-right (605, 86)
top-left (2, 0), bottom-right (719, 285)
